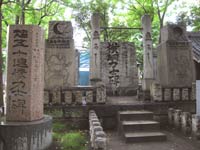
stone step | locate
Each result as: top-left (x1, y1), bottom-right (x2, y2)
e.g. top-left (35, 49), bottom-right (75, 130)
top-left (122, 120), bottom-right (160, 132)
top-left (118, 110), bottom-right (153, 121)
top-left (125, 132), bottom-right (167, 143)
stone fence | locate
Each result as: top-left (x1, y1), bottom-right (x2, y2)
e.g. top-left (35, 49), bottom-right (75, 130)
top-left (44, 86), bottom-right (106, 105)
top-left (89, 110), bottom-right (107, 150)
top-left (168, 108), bottom-right (200, 139)
top-left (150, 83), bottom-right (196, 102)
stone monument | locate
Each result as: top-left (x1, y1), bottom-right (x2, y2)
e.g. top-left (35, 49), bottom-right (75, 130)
top-left (44, 21), bottom-right (76, 104)
top-left (100, 42), bottom-right (138, 96)
top-left (0, 25), bottom-right (52, 150)
top-left (157, 24), bottom-right (194, 87)
top-left (141, 15), bottom-right (154, 96)
top-left (90, 13), bottom-right (101, 85)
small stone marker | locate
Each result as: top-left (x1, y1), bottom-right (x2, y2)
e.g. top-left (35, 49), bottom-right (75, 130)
top-left (6, 25), bottom-right (44, 121)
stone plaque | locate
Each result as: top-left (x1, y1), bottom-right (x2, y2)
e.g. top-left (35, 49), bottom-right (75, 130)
top-left (100, 42), bottom-right (138, 95)
top-left (150, 83), bottom-right (162, 101)
top-left (6, 25), bottom-right (44, 121)
top-left (64, 91), bottom-right (72, 105)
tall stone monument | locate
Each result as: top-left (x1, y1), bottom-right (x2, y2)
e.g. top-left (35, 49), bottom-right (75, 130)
top-left (45, 21), bottom-right (76, 89)
top-left (100, 42), bottom-right (138, 96)
top-left (0, 25), bottom-right (52, 150)
top-left (157, 24), bottom-right (194, 87)
top-left (90, 13), bottom-right (101, 85)
top-left (142, 15), bottom-right (154, 92)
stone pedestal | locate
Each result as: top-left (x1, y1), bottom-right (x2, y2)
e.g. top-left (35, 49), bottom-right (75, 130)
top-left (5, 25), bottom-right (52, 150)
top-left (0, 115), bottom-right (52, 150)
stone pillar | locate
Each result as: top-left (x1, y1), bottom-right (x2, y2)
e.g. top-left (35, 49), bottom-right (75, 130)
top-left (141, 14), bottom-right (154, 91)
top-left (6, 25), bottom-right (44, 121)
top-left (90, 13), bottom-right (101, 85)
top-left (196, 80), bottom-right (200, 115)
top-left (1, 25), bottom-right (52, 150)
top-left (168, 108), bottom-right (174, 125)
top-left (174, 109), bottom-right (182, 129)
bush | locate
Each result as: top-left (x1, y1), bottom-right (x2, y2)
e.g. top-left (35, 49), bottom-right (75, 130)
top-left (61, 132), bottom-right (87, 150)
top-left (53, 122), bottom-right (66, 133)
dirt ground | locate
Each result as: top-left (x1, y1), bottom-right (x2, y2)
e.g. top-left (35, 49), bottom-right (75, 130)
top-left (106, 129), bottom-right (200, 150)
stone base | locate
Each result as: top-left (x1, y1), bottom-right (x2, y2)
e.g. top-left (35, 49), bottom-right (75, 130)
top-left (0, 115), bottom-right (52, 150)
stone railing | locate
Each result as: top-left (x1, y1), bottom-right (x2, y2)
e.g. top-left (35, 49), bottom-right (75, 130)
top-left (89, 110), bottom-right (107, 150)
top-left (150, 83), bottom-right (196, 102)
top-left (168, 108), bottom-right (200, 139)
top-left (44, 85), bottom-right (106, 105)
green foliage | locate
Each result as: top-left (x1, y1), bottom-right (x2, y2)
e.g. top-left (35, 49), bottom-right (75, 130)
top-left (61, 132), bottom-right (87, 150)
top-left (53, 122), bottom-right (66, 132)
top-left (46, 109), bottom-right (63, 118)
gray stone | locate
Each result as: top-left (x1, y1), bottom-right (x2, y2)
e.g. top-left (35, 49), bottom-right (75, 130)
top-left (164, 88), bottom-right (171, 101)
top-left (6, 25), bottom-right (44, 121)
top-left (157, 24), bottom-right (194, 88)
top-left (100, 42), bottom-right (138, 96)
top-left (173, 89), bottom-right (180, 101)
top-left (192, 82), bottom-right (196, 100)
top-left (0, 115), bottom-right (52, 150)
top-left (94, 137), bottom-right (107, 150)
top-left (168, 108), bottom-right (174, 125)
top-left (44, 21), bottom-right (76, 96)
top-left (96, 82), bottom-right (106, 103)
top-left (141, 14), bottom-right (154, 91)
top-left (182, 88), bottom-right (189, 100)
top-left (86, 91), bottom-right (93, 103)
top-left (196, 80), bottom-right (200, 115)
top-left (150, 82), bottom-right (162, 101)
top-left (64, 91), bottom-right (72, 104)
top-left (181, 112), bottom-right (191, 135)
top-left (90, 13), bottom-right (101, 85)
top-left (192, 114), bottom-right (200, 139)
top-left (174, 109), bottom-right (182, 129)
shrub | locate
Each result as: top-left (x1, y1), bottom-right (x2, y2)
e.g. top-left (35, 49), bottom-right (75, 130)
top-left (61, 132), bottom-right (87, 150)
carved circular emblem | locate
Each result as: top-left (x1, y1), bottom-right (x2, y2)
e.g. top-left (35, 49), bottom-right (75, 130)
top-left (53, 22), bottom-right (71, 35)
top-left (173, 26), bottom-right (183, 39)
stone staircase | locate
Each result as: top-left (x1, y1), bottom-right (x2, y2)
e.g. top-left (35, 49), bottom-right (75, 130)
top-left (118, 110), bottom-right (167, 143)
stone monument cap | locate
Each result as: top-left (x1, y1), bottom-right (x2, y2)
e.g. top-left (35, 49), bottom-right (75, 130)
top-left (161, 24), bottom-right (188, 43)
top-left (48, 21), bottom-right (73, 39)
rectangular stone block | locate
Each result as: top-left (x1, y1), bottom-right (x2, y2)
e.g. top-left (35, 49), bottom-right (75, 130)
top-left (182, 88), bottom-right (189, 101)
top-left (168, 108), bottom-right (174, 125)
top-left (64, 91), bottom-right (72, 105)
top-left (150, 83), bottom-right (162, 101)
top-left (96, 82), bottom-right (106, 103)
top-left (6, 25), bottom-right (44, 121)
top-left (181, 112), bottom-right (191, 135)
top-left (52, 90), bottom-right (61, 104)
top-left (164, 88), bottom-right (171, 101)
top-left (173, 89), bottom-right (180, 101)
top-left (192, 82), bottom-right (196, 100)
top-left (196, 81), bottom-right (200, 115)
top-left (86, 91), bottom-right (93, 104)
top-left (174, 109), bottom-right (182, 129)
top-left (192, 114), bottom-right (200, 139)
top-left (74, 91), bottom-right (82, 104)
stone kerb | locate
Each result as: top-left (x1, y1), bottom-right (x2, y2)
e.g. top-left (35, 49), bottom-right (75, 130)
top-left (89, 110), bottom-right (107, 150)
top-left (168, 108), bottom-right (200, 139)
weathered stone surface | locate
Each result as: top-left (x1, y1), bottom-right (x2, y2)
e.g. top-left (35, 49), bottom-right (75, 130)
top-left (6, 25), bottom-right (44, 121)
top-left (182, 88), bottom-right (189, 100)
top-left (168, 108), bottom-right (174, 125)
top-left (192, 114), bottom-right (200, 139)
top-left (64, 91), bottom-right (72, 104)
top-left (96, 82), bottom-right (106, 103)
top-left (90, 13), bottom-right (101, 85)
top-left (74, 91), bottom-right (82, 104)
top-left (45, 21), bottom-right (76, 91)
top-left (100, 42), bottom-right (138, 96)
top-left (173, 89), bottom-right (180, 101)
top-left (157, 24), bottom-right (194, 88)
top-left (150, 82), bottom-right (162, 101)
top-left (164, 88), bottom-right (171, 101)
top-left (196, 80), bottom-right (200, 115)
top-left (86, 91), bottom-right (93, 104)
top-left (0, 115), bottom-right (52, 150)
top-left (192, 82), bottom-right (196, 100)
top-left (181, 112), bottom-right (191, 135)
top-left (174, 109), bottom-right (182, 129)
top-left (141, 14), bottom-right (154, 91)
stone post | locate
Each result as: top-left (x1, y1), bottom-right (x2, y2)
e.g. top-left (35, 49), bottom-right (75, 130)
top-left (141, 14), bottom-right (154, 91)
top-left (196, 80), bottom-right (200, 115)
top-left (90, 13), bottom-right (101, 85)
top-left (0, 25), bottom-right (52, 150)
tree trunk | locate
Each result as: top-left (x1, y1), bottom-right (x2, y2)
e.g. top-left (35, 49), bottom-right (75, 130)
top-left (15, 0), bottom-right (20, 24)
